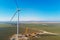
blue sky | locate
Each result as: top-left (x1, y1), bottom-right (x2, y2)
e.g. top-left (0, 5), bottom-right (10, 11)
top-left (0, 0), bottom-right (60, 21)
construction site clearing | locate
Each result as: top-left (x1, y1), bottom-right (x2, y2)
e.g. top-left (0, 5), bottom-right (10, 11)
top-left (10, 27), bottom-right (59, 40)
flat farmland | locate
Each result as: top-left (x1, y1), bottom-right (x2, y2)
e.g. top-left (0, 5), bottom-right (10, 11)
top-left (0, 22), bottom-right (60, 40)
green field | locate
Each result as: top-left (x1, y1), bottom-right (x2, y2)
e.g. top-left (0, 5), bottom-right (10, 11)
top-left (0, 23), bottom-right (60, 40)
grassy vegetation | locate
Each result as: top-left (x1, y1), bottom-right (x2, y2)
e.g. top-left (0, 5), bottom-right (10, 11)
top-left (0, 23), bottom-right (60, 40)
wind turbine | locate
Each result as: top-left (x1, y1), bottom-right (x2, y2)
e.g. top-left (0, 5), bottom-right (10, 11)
top-left (10, 0), bottom-right (20, 40)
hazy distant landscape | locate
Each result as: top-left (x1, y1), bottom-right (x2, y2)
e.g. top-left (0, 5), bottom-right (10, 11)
top-left (0, 21), bottom-right (60, 40)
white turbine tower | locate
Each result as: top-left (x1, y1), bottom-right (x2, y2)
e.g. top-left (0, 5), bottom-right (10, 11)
top-left (10, 0), bottom-right (20, 40)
